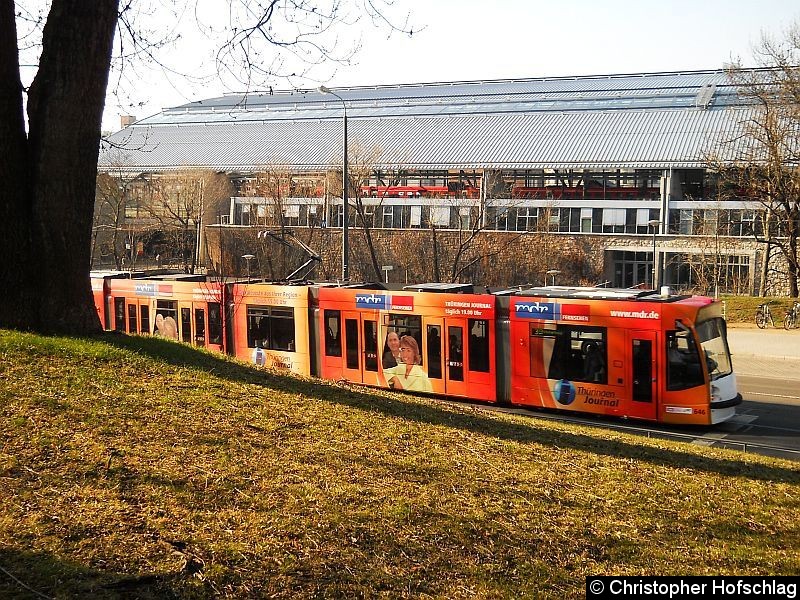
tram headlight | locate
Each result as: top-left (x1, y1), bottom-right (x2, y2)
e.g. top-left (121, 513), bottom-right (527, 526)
top-left (710, 383), bottom-right (721, 402)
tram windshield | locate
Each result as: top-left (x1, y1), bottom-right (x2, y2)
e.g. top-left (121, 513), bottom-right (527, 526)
top-left (695, 317), bottom-right (733, 380)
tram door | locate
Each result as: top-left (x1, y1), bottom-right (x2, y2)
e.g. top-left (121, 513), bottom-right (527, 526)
top-left (113, 297), bottom-right (151, 335)
top-left (628, 330), bottom-right (658, 420)
top-left (341, 312), bottom-right (363, 383)
top-left (427, 317), bottom-right (468, 397)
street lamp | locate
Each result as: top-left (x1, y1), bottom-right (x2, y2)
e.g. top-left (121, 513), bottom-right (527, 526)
top-left (546, 269), bottom-right (561, 286)
top-left (648, 219), bottom-right (660, 289)
top-left (242, 254), bottom-right (255, 283)
top-left (319, 85), bottom-right (349, 280)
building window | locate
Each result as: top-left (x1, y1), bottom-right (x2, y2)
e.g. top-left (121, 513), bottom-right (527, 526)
top-left (635, 208), bottom-right (651, 234)
top-left (410, 206), bottom-right (422, 227)
top-left (602, 208), bottom-right (626, 233)
top-left (679, 209), bottom-right (693, 235)
top-left (459, 207), bottom-right (471, 230)
top-left (612, 250), bottom-right (652, 288)
top-left (665, 252), bottom-right (751, 295)
top-left (515, 207), bottom-right (538, 231)
top-left (382, 205), bottom-right (405, 228)
top-left (739, 210), bottom-right (760, 237)
top-left (357, 205), bottom-right (376, 228)
top-left (488, 207), bottom-right (510, 230)
top-left (283, 204), bottom-right (300, 226)
top-left (701, 209), bottom-right (719, 235)
top-left (580, 208), bottom-right (593, 233)
top-left (331, 204), bottom-right (344, 228)
top-left (430, 206), bottom-right (450, 227)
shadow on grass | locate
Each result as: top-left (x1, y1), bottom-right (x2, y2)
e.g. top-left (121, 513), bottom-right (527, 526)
top-left (0, 547), bottom-right (185, 600)
top-left (97, 334), bottom-right (800, 484)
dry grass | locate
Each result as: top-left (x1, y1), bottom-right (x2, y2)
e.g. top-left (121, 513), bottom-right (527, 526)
top-left (722, 295), bottom-right (797, 324)
top-left (1, 330), bottom-right (798, 599)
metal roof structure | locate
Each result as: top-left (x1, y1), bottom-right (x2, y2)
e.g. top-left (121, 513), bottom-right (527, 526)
top-left (98, 69), bottom-right (758, 173)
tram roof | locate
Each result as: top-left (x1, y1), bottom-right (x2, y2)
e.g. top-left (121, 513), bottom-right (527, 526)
top-left (506, 286), bottom-right (691, 301)
top-left (99, 69), bottom-right (762, 173)
top-left (403, 283), bottom-right (479, 293)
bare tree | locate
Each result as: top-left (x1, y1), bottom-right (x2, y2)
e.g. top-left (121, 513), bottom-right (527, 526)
top-left (430, 172), bottom-right (533, 283)
top-left (239, 167), bottom-right (325, 279)
top-left (93, 170), bottom-right (133, 269)
top-left (713, 22), bottom-right (800, 296)
top-left (339, 143), bottom-right (390, 281)
top-left (1, 1), bottom-right (413, 333)
top-left (139, 170), bottom-right (232, 273)
top-left (678, 200), bottom-right (750, 296)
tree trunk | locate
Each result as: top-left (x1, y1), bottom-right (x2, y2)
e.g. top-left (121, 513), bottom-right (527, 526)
top-left (355, 204), bottom-right (382, 281)
top-left (0, 0), bottom-right (36, 330)
top-left (1, 0), bottom-right (119, 333)
top-left (431, 225), bottom-right (440, 283)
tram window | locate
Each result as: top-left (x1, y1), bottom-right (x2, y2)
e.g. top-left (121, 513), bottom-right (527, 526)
top-left (448, 326), bottom-right (464, 381)
top-left (270, 308), bottom-right (294, 351)
top-left (385, 314), bottom-right (423, 365)
top-left (247, 307), bottom-right (269, 348)
top-left (195, 308), bottom-right (206, 345)
top-left (140, 305), bottom-right (150, 335)
top-left (468, 319), bottom-right (490, 373)
top-left (180, 308), bottom-right (192, 343)
top-left (156, 301), bottom-right (178, 325)
top-left (696, 318), bottom-right (732, 379)
top-left (345, 318), bottom-right (359, 369)
top-left (324, 310), bottom-right (342, 357)
top-left (426, 325), bottom-right (442, 379)
top-left (127, 304), bottom-right (137, 334)
top-left (666, 330), bottom-right (704, 390)
top-left (364, 320), bottom-right (378, 372)
top-left (207, 302), bottom-right (222, 345)
top-left (114, 298), bottom-right (125, 332)
top-left (632, 339), bottom-right (652, 402)
top-left (547, 325), bottom-right (607, 384)
top-left (155, 300), bottom-right (178, 338)
top-left (246, 306), bottom-right (296, 352)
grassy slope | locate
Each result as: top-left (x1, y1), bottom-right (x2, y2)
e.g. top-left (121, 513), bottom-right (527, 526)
top-left (0, 331), bottom-right (798, 599)
top-left (721, 296), bottom-right (798, 324)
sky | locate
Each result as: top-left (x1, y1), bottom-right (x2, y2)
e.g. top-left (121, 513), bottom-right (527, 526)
top-left (100, 0), bottom-right (800, 131)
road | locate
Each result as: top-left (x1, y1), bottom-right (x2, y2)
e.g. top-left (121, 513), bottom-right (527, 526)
top-left (676, 326), bottom-right (800, 460)
top-left (474, 327), bottom-right (800, 461)
top-left (701, 373), bottom-right (800, 459)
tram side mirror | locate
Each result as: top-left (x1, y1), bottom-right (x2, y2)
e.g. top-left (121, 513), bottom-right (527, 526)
top-left (674, 319), bottom-right (690, 333)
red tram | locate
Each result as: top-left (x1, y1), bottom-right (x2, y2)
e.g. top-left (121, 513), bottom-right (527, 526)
top-left (105, 274), bottom-right (226, 352)
top-left (499, 287), bottom-right (738, 424)
top-left (317, 283), bottom-right (496, 402)
top-left (90, 276), bottom-right (741, 426)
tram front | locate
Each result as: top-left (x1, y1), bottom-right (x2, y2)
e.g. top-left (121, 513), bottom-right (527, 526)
top-left (695, 305), bottom-right (742, 424)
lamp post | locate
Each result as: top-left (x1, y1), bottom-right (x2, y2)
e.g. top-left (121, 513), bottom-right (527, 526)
top-left (648, 219), bottom-right (660, 289)
top-left (546, 269), bottom-right (561, 286)
top-left (319, 85), bottom-right (349, 281)
top-left (242, 254), bottom-right (255, 283)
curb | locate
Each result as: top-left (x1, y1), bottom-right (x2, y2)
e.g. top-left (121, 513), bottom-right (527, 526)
top-left (732, 353), bottom-right (800, 362)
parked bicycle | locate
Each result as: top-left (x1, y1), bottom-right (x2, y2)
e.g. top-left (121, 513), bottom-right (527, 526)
top-left (755, 302), bottom-right (774, 329)
top-left (784, 301), bottom-right (800, 330)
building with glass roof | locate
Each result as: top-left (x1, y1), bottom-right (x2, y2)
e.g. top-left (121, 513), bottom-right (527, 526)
top-left (98, 69), bottom-right (772, 293)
